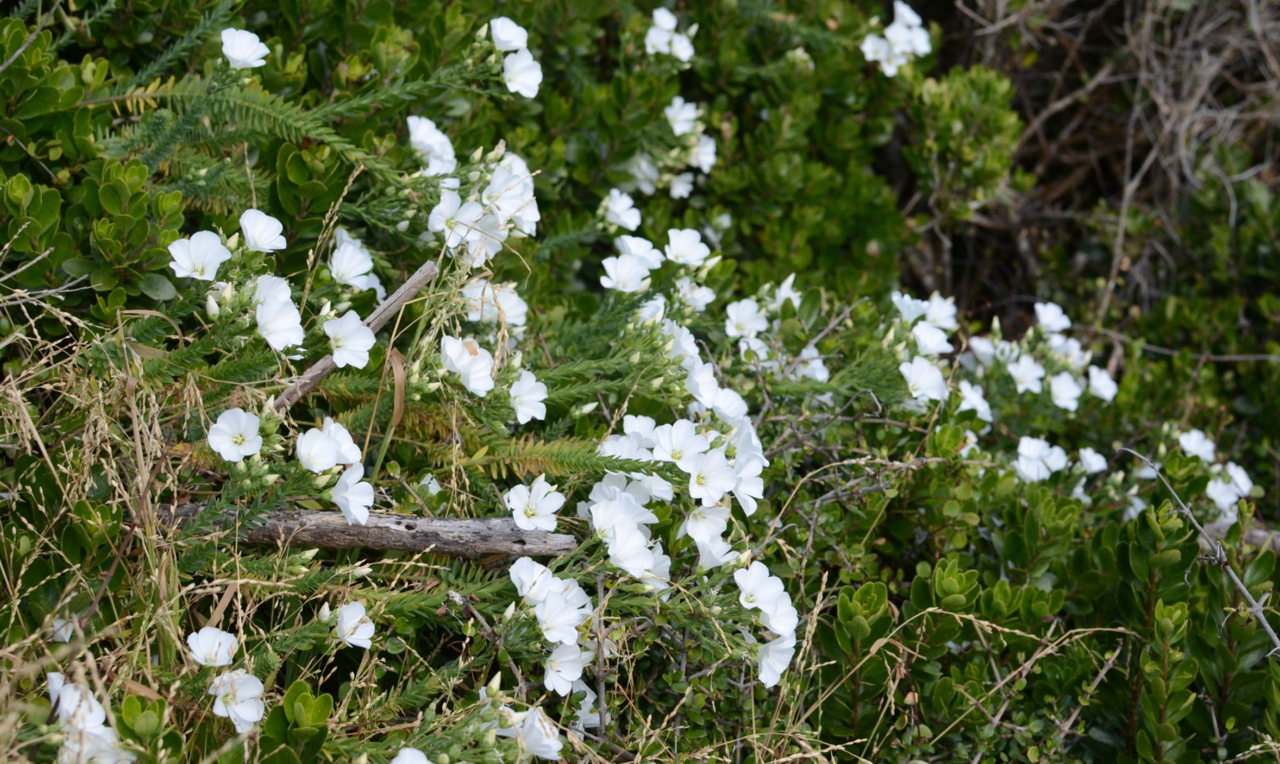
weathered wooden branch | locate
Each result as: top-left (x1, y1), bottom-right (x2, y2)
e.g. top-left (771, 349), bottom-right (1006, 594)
top-left (161, 503), bottom-right (576, 557)
top-left (1202, 520), bottom-right (1280, 554)
top-left (275, 259), bottom-right (440, 412)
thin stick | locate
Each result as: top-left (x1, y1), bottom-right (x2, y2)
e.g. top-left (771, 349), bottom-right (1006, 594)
top-left (1118, 448), bottom-right (1280, 658)
top-left (274, 259), bottom-right (439, 412)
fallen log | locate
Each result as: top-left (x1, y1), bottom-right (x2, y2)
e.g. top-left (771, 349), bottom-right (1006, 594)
top-left (160, 504), bottom-right (577, 557)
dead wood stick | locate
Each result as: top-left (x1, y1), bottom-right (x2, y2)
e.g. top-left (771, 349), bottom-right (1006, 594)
top-left (160, 503), bottom-right (576, 557)
top-left (1202, 521), bottom-right (1280, 555)
top-left (274, 259), bottom-right (440, 412)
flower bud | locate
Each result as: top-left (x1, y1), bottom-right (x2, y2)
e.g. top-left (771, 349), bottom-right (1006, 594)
top-left (395, 220), bottom-right (410, 232)
top-left (487, 672), bottom-right (502, 697)
top-left (206, 294), bottom-right (221, 319)
top-left (351, 566), bottom-right (373, 578)
top-left (319, 603), bottom-right (331, 622)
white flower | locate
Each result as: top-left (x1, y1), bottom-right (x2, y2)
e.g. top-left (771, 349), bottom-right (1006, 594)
top-left (168, 231), bottom-right (231, 281)
top-left (604, 189), bottom-right (641, 231)
top-left (686, 448), bottom-right (737, 506)
top-left (642, 540), bottom-right (673, 597)
top-left (891, 291), bottom-right (930, 323)
top-left (429, 191), bottom-right (481, 251)
top-left (734, 561), bottom-right (785, 612)
top-left (899, 357), bottom-right (947, 402)
top-left (489, 17), bottom-right (528, 51)
top-left (607, 523), bottom-right (655, 578)
top-left (1178, 429), bottom-right (1216, 462)
top-left (912, 322), bottom-right (953, 355)
top-left (506, 475), bottom-right (566, 532)
top-left (925, 292), bottom-right (957, 330)
top-left (652, 420), bottom-right (710, 468)
top-left (646, 26), bottom-right (673, 55)
top-left (600, 254), bottom-right (651, 292)
top-left (861, 34), bottom-right (904, 76)
top-left (321, 417), bottom-right (362, 464)
top-left (673, 277), bottom-right (715, 311)
top-left (390, 749), bottom-right (434, 764)
top-left (407, 116), bottom-right (457, 176)
top-left (1034, 302), bottom-right (1072, 333)
top-left (335, 602), bottom-right (375, 649)
top-left (695, 535), bottom-right (737, 569)
top-left (761, 596), bottom-right (799, 637)
top-left (333, 464), bottom-right (374, 526)
top-left (544, 643), bottom-right (592, 696)
top-left (220, 29), bottom-right (269, 69)
top-left (296, 428), bottom-right (340, 473)
top-left (1049, 372), bottom-right (1083, 412)
top-left (770, 274), bottom-right (802, 312)
top-left (440, 336), bottom-right (496, 397)
top-left (732, 457), bottom-right (766, 518)
top-left (51, 617), bottom-right (74, 643)
top-left (330, 241), bottom-right (376, 290)
top-left (1047, 334), bottom-right (1091, 371)
top-left (758, 632), bottom-right (796, 688)
top-left (510, 557), bottom-right (555, 604)
top-left (253, 274), bottom-right (292, 307)
top-left (503, 48), bottom-right (542, 98)
top-left (1227, 462), bottom-right (1254, 497)
top-left (49, 674), bottom-right (107, 732)
top-left (669, 172), bottom-right (694, 199)
top-left (1007, 355), bottom-right (1046, 394)
top-left (186, 626), bottom-right (237, 667)
top-left (239, 209), bottom-right (286, 252)
top-left (670, 32), bottom-right (695, 62)
top-left (665, 96), bottom-right (699, 136)
top-left (680, 503), bottom-right (730, 544)
top-left (207, 408), bottom-right (262, 462)
top-left (615, 235), bottom-right (663, 269)
top-left (208, 670), bottom-right (265, 733)
top-left (664, 228), bottom-right (711, 267)
top-left (1087, 365), bottom-right (1118, 402)
top-left (1015, 437), bottom-right (1067, 483)
top-left (461, 280), bottom-right (529, 328)
top-left (956, 381), bottom-right (992, 423)
top-left (627, 152), bottom-right (660, 194)
top-left (517, 707), bottom-right (564, 760)
top-left (797, 345), bottom-right (830, 382)
top-left (1079, 447), bottom-right (1107, 474)
top-left (509, 370), bottom-right (548, 424)
top-left (255, 294), bottom-right (304, 351)
top-left (725, 298), bottom-right (767, 338)
top-left (324, 311), bottom-right (376, 369)
top-left (692, 134), bottom-right (717, 173)
top-left (624, 416), bottom-right (658, 448)
top-left (535, 591), bottom-right (588, 645)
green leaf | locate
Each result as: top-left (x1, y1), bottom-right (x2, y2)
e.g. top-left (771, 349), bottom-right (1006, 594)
top-left (138, 273), bottom-right (176, 301)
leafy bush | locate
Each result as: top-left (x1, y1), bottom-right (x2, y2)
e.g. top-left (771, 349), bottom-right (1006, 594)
top-left (0, 2), bottom-right (1276, 764)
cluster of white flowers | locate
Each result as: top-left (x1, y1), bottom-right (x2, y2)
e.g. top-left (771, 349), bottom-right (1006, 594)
top-left (1176, 429), bottom-right (1256, 521)
top-left (644, 8), bottom-right (695, 63)
top-left (860, 1), bottom-right (931, 77)
top-left (735, 562), bottom-right (799, 687)
top-left (489, 17), bottom-right (543, 98)
top-left (46, 672), bottom-right (135, 763)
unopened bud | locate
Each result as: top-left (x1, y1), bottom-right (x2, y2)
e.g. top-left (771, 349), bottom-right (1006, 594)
top-left (487, 672), bottom-right (502, 697)
top-left (205, 294), bottom-right (220, 318)
top-left (319, 603), bottom-right (331, 622)
top-left (351, 566), bottom-right (373, 578)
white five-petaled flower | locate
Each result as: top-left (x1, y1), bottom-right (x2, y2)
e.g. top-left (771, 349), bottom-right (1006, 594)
top-left (390, 749), bottom-right (434, 764)
top-left (1087, 365), bottom-right (1118, 402)
top-left (686, 448), bottom-right (737, 506)
top-left (899, 357), bottom-right (947, 402)
top-left (253, 274), bottom-right (292, 308)
top-left (1049, 372), bottom-right (1083, 412)
top-left (544, 643), bottom-right (593, 696)
top-left (651, 419), bottom-right (710, 469)
top-left (890, 291), bottom-right (929, 323)
top-left (911, 322), bottom-right (953, 356)
top-left (675, 277), bottom-right (716, 311)
top-left (503, 48), bottom-right (543, 98)
top-left (207, 408), bottom-right (262, 462)
top-left (669, 172), bottom-right (695, 199)
top-left (1034, 301), bottom-right (1072, 333)
top-left (296, 427), bottom-right (340, 473)
top-left (220, 29), bottom-right (270, 69)
top-left (255, 292), bottom-right (305, 351)
top-left (506, 475), bottom-right (566, 532)
top-left (616, 235), bottom-right (663, 268)
top-left (239, 209), bottom-right (286, 252)
top-left (1079, 447), bottom-right (1107, 474)
top-left (330, 241), bottom-right (376, 290)
top-left (692, 134), bottom-right (717, 173)
top-left (1178, 429), bottom-right (1216, 462)
top-left (535, 591), bottom-right (588, 645)
top-left (440, 336), bottom-right (496, 397)
top-left (680, 503), bottom-right (730, 544)
top-left (1014, 436), bottom-right (1068, 483)
top-left (208, 669), bottom-right (265, 733)
top-left (758, 631), bottom-right (796, 688)
top-left (925, 292), bottom-right (957, 330)
top-left (725, 299), bottom-right (768, 339)
top-left (1007, 355), bottom-right (1046, 394)
top-left (407, 116), bottom-right (457, 177)
top-left (957, 381), bottom-right (992, 423)
top-left (322, 417), bottom-right (362, 464)
top-left (733, 458), bottom-right (765, 515)
top-left (333, 464), bottom-right (375, 526)
top-left (510, 557), bottom-right (555, 604)
top-left (665, 96), bottom-right (699, 136)
top-left (600, 254), bottom-right (651, 292)
top-left (518, 706), bottom-right (564, 760)
top-left (604, 189), bottom-right (641, 231)
top-left (664, 228), bottom-right (710, 267)
top-left (324, 311), bottom-right (376, 369)
top-left (335, 601), bottom-right (375, 649)
top-left (186, 626), bottom-right (238, 667)
top-left (607, 523), bottom-right (655, 578)
top-left (489, 17), bottom-right (528, 51)
top-left (735, 561), bottom-right (785, 612)
top-left (509, 370), bottom-right (548, 424)
top-left (168, 231), bottom-right (232, 281)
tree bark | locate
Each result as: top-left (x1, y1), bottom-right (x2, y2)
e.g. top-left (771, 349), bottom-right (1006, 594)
top-left (161, 503), bottom-right (576, 557)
